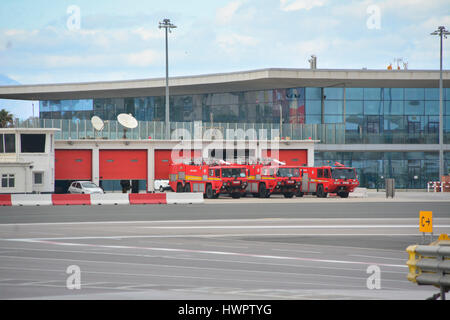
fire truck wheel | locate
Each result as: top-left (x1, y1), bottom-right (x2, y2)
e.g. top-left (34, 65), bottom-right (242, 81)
top-left (317, 185), bottom-right (327, 198)
top-left (184, 183), bottom-right (191, 192)
top-left (339, 191), bottom-right (349, 198)
top-left (176, 183), bottom-right (183, 193)
top-left (283, 192), bottom-right (294, 198)
top-left (259, 184), bottom-right (267, 198)
top-left (205, 184), bottom-right (214, 199)
top-left (231, 192), bottom-right (241, 199)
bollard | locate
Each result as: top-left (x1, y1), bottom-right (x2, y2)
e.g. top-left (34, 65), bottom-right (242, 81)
top-left (385, 178), bottom-right (395, 198)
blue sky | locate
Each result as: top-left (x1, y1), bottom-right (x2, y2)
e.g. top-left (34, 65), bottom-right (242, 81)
top-left (0, 0), bottom-right (449, 118)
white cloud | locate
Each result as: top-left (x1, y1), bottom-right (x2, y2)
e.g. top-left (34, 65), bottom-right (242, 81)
top-left (216, 1), bottom-right (244, 24)
top-left (126, 49), bottom-right (161, 67)
top-left (216, 33), bottom-right (259, 48)
top-left (132, 27), bottom-right (164, 41)
top-left (280, 0), bottom-right (326, 12)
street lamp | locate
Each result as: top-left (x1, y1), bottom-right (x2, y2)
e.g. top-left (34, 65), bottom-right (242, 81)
top-left (430, 26), bottom-right (449, 179)
top-left (159, 18), bottom-right (177, 140)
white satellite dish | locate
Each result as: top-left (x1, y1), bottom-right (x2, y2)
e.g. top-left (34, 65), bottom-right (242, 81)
top-left (117, 113), bottom-right (138, 139)
top-left (117, 113), bottom-right (138, 129)
top-left (91, 116), bottom-right (105, 138)
top-left (91, 116), bottom-right (104, 131)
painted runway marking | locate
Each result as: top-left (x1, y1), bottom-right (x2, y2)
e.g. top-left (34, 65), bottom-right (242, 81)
top-left (0, 245), bottom-right (407, 274)
top-left (141, 224), bottom-right (450, 229)
top-left (1, 238), bottom-right (408, 268)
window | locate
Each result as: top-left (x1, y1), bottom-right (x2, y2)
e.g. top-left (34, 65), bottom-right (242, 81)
top-left (0, 134), bottom-right (15, 153)
top-left (317, 169), bottom-right (323, 178)
top-left (34, 172), bottom-right (43, 185)
top-left (21, 134), bottom-right (46, 153)
top-left (367, 118), bottom-right (380, 134)
top-left (346, 88), bottom-right (364, 100)
top-left (1, 174), bottom-right (15, 188)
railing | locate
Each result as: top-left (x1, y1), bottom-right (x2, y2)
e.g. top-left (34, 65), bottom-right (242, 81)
top-left (11, 118), bottom-right (448, 144)
top-left (12, 118), bottom-right (346, 143)
top-left (406, 234), bottom-right (450, 300)
top-left (427, 181), bottom-right (450, 192)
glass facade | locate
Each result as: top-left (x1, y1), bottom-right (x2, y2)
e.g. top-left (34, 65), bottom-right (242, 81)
top-left (39, 87), bottom-right (450, 145)
top-left (315, 151), bottom-right (443, 189)
top-left (35, 86), bottom-right (450, 189)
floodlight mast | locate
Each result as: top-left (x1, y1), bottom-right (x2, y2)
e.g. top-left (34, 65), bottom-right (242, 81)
top-left (430, 26), bottom-right (450, 179)
top-left (159, 18), bottom-right (177, 140)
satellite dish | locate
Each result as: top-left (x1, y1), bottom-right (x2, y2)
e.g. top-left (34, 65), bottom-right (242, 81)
top-left (117, 113), bottom-right (138, 139)
top-left (91, 116), bottom-right (105, 139)
top-left (117, 113), bottom-right (138, 129)
top-left (91, 116), bottom-right (104, 131)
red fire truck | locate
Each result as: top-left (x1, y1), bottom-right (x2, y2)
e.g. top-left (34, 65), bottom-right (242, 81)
top-left (298, 164), bottom-right (359, 198)
top-left (247, 162), bottom-right (302, 198)
top-left (169, 162), bottom-right (248, 199)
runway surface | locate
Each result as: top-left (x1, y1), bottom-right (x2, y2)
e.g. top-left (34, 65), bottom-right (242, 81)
top-left (1, 199), bottom-right (449, 300)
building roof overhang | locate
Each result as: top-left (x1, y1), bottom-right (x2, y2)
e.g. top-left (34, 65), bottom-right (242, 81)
top-left (0, 68), bottom-right (449, 101)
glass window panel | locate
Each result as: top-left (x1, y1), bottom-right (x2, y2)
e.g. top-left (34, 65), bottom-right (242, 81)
top-left (384, 116), bottom-right (405, 132)
top-left (285, 88), bottom-right (305, 101)
top-left (305, 114), bottom-right (321, 124)
top-left (346, 88), bottom-right (363, 100)
top-left (425, 88), bottom-right (440, 100)
top-left (425, 101), bottom-right (439, 115)
top-left (346, 101), bottom-right (363, 115)
top-left (383, 88), bottom-right (404, 100)
top-left (305, 100), bottom-right (321, 115)
top-left (405, 88), bottom-right (424, 100)
top-left (446, 101), bottom-right (450, 116)
top-left (383, 100), bottom-right (403, 115)
top-left (324, 115), bottom-right (343, 123)
top-left (364, 88), bottom-right (382, 100)
top-left (305, 87), bottom-right (322, 100)
top-left (405, 100), bottom-right (424, 115)
top-left (323, 87), bottom-right (343, 100)
top-left (345, 115), bottom-right (363, 131)
top-left (364, 101), bottom-right (382, 115)
top-left (4, 134), bottom-right (15, 153)
top-left (324, 100), bottom-right (343, 115)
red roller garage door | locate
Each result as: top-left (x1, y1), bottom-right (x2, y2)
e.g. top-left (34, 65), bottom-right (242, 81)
top-left (55, 149), bottom-right (92, 180)
top-left (155, 149), bottom-right (201, 180)
top-left (262, 149), bottom-right (308, 166)
top-left (100, 150), bottom-right (147, 180)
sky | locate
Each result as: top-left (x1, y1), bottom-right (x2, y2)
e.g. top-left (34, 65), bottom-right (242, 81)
top-left (0, 0), bottom-right (449, 119)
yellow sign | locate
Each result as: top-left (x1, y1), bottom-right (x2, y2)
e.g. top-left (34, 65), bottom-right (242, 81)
top-left (419, 211), bottom-right (433, 233)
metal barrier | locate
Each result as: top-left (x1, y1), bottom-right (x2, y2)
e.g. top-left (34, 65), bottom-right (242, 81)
top-left (406, 234), bottom-right (450, 300)
top-left (427, 181), bottom-right (450, 192)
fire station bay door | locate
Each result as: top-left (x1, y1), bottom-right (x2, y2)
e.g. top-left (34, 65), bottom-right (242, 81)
top-left (99, 150), bottom-right (147, 192)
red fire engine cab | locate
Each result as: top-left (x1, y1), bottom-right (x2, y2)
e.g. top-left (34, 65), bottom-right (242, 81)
top-left (247, 163), bottom-right (301, 198)
top-left (298, 164), bottom-right (359, 198)
top-left (169, 161), bottom-right (248, 199)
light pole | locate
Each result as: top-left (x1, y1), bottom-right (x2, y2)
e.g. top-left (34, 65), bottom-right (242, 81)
top-left (431, 26), bottom-right (449, 179)
top-left (159, 18), bottom-right (176, 140)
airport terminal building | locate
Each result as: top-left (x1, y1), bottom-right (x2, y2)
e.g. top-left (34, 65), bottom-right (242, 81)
top-left (1, 68), bottom-right (449, 190)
